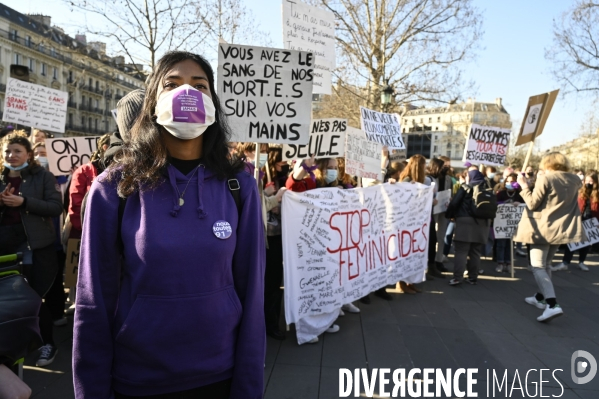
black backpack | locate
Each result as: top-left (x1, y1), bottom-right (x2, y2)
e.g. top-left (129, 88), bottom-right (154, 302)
top-left (463, 182), bottom-right (497, 219)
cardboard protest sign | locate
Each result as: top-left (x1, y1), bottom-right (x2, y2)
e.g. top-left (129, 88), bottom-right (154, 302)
top-left (2, 77), bottom-right (68, 133)
top-left (433, 189), bottom-right (452, 214)
top-left (389, 149), bottom-right (407, 162)
top-left (568, 218), bottom-right (599, 251)
top-left (494, 204), bottom-right (526, 239)
top-left (64, 239), bottom-right (81, 287)
top-left (359, 107), bottom-right (404, 149)
top-left (344, 127), bottom-right (383, 179)
top-left (462, 124), bottom-right (511, 166)
top-left (515, 89), bottom-right (559, 146)
top-left (283, 118), bottom-right (347, 160)
top-left (282, 182), bottom-right (433, 341)
top-left (46, 136), bottom-right (99, 175)
top-left (217, 43), bottom-right (314, 144)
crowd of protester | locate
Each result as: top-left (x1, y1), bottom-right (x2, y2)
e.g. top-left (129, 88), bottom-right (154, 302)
top-left (0, 50), bottom-right (595, 398)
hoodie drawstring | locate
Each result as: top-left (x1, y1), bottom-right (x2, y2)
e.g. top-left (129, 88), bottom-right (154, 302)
top-left (167, 166), bottom-right (182, 217)
top-left (196, 167), bottom-right (207, 219)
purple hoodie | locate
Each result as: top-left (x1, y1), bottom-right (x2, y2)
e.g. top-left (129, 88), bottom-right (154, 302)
top-left (73, 165), bottom-right (266, 398)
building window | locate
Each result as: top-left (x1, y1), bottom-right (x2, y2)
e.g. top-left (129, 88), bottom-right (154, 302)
top-left (95, 119), bottom-right (98, 131)
top-left (41, 63), bottom-right (47, 76)
top-left (419, 118), bottom-right (423, 123)
top-left (404, 119), bottom-right (408, 124)
top-left (53, 67), bottom-right (58, 80)
top-left (29, 58), bottom-right (35, 72)
top-left (88, 117), bottom-right (92, 131)
top-left (82, 95), bottom-right (86, 107)
top-left (435, 126), bottom-right (439, 131)
top-left (25, 35), bottom-right (31, 47)
top-left (9, 29), bottom-right (18, 41)
top-left (447, 150), bottom-right (451, 158)
top-left (437, 117), bottom-right (441, 122)
top-left (428, 117), bottom-right (432, 123)
top-left (14, 53), bottom-right (21, 65)
top-left (88, 78), bottom-right (93, 88)
top-left (81, 116), bottom-right (85, 126)
top-left (39, 43), bottom-right (44, 52)
top-left (50, 48), bottom-right (56, 57)
top-left (68, 71), bottom-right (73, 83)
top-left (433, 145), bottom-right (438, 152)
top-left (69, 113), bottom-right (73, 127)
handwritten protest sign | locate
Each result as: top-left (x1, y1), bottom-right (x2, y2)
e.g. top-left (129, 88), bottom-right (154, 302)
top-left (282, 0), bottom-right (335, 95)
top-left (360, 107), bottom-right (404, 149)
top-left (568, 218), bottom-right (599, 251)
top-left (494, 204), bottom-right (525, 239)
top-left (64, 239), bottom-right (81, 287)
top-left (516, 90), bottom-right (559, 146)
top-left (389, 149), bottom-right (407, 162)
top-left (462, 124), bottom-right (511, 166)
top-left (283, 118), bottom-right (347, 160)
top-left (217, 43), bottom-right (314, 144)
top-left (2, 77), bottom-right (68, 132)
top-left (433, 189), bottom-right (452, 214)
top-left (282, 183), bottom-right (433, 340)
top-left (46, 136), bottom-right (99, 175)
top-left (344, 126), bottom-right (382, 179)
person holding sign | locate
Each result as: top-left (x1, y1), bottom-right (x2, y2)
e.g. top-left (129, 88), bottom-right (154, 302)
top-left (551, 173), bottom-right (599, 273)
top-left (0, 133), bottom-right (63, 367)
top-left (514, 152), bottom-right (584, 322)
top-left (494, 173), bottom-right (523, 273)
top-left (73, 51), bottom-right (265, 399)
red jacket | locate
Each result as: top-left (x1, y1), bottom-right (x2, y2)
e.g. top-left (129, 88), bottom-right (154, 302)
top-left (578, 196), bottom-right (599, 220)
top-left (68, 162), bottom-right (99, 234)
top-left (286, 175), bottom-right (316, 192)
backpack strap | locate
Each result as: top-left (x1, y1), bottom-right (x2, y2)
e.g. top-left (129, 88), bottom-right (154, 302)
top-left (228, 178), bottom-right (242, 217)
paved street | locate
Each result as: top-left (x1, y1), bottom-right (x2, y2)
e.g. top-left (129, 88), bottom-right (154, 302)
top-left (24, 249), bottom-right (599, 398)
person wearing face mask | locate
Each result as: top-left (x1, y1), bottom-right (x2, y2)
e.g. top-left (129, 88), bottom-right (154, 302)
top-left (73, 51), bottom-right (265, 399)
top-left (574, 169), bottom-right (585, 181)
top-left (0, 133), bottom-right (63, 367)
top-left (494, 173), bottom-right (524, 273)
top-left (551, 173), bottom-right (599, 272)
top-left (514, 152), bottom-right (584, 322)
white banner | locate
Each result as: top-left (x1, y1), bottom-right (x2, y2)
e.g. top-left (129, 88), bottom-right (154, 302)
top-left (494, 204), bottom-right (525, 239)
top-left (217, 43), bottom-right (314, 144)
top-left (282, 0), bottom-right (335, 95)
top-left (433, 189), bottom-right (452, 214)
top-left (359, 107), bottom-right (404, 149)
top-left (282, 183), bottom-right (433, 329)
top-left (283, 118), bottom-right (347, 160)
top-left (568, 218), bottom-right (599, 251)
top-left (46, 136), bottom-right (99, 175)
top-left (344, 126), bottom-right (382, 179)
top-left (462, 123), bottom-right (511, 167)
top-left (2, 77), bottom-right (68, 133)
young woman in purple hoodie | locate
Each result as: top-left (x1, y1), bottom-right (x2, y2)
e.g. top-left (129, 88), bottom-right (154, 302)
top-left (73, 51), bottom-right (266, 399)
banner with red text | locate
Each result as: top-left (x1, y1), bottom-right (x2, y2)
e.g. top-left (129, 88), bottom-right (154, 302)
top-left (281, 182), bottom-right (433, 327)
top-left (462, 123), bottom-right (511, 167)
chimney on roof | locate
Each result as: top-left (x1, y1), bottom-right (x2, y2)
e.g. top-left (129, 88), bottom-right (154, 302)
top-left (76, 34), bottom-right (87, 45)
top-left (89, 41), bottom-right (106, 56)
top-left (28, 14), bottom-right (51, 27)
top-left (496, 97), bottom-right (502, 107)
top-left (467, 97), bottom-right (474, 104)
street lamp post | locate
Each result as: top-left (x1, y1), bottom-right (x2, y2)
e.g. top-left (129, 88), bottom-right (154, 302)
top-left (381, 80), bottom-right (394, 112)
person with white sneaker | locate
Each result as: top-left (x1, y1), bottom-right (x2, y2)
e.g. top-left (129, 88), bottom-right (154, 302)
top-left (514, 153), bottom-right (586, 322)
top-left (551, 173), bottom-right (598, 273)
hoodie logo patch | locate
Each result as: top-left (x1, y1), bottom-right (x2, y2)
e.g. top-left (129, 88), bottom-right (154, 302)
top-left (213, 220), bottom-right (232, 240)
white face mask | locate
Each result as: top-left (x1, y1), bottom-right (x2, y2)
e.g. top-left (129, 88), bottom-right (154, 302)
top-left (155, 84), bottom-right (216, 140)
top-left (36, 156), bottom-right (49, 169)
top-left (325, 169), bottom-right (338, 184)
top-left (258, 153), bottom-right (268, 168)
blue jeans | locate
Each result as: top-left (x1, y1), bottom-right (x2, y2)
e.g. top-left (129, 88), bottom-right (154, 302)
top-left (496, 239), bottom-right (511, 263)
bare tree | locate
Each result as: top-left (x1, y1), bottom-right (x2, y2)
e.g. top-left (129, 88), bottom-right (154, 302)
top-left (315, 0), bottom-right (483, 111)
top-left (198, 0), bottom-right (272, 54)
top-left (66, 0), bottom-right (206, 72)
top-left (546, 1), bottom-right (599, 97)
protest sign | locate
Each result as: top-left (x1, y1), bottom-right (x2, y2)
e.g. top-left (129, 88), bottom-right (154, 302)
top-left (344, 127), bottom-right (383, 179)
top-left (64, 239), bottom-right (81, 287)
top-left (494, 204), bottom-right (526, 239)
top-left (389, 148), bottom-right (407, 162)
top-left (462, 124), bottom-right (511, 166)
top-left (515, 90), bottom-right (559, 146)
top-left (433, 189), bottom-right (452, 214)
top-left (568, 218), bottom-right (599, 251)
top-left (217, 43), bottom-right (314, 144)
top-left (46, 136), bottom-right (99, 175)
top-left (282, 182), bottom-right (433, 332)
top-left (283, 118), bottom-right (347, 160)
top-left (282, 0), bottom-right (335, 95)
top-left (2, 77), bottom-right (68, 133)
top-left (359, 107), bottom-right (404, 149)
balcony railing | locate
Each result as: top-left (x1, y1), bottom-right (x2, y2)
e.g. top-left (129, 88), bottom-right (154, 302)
top-left (67, 100), bottom-right (78, 109)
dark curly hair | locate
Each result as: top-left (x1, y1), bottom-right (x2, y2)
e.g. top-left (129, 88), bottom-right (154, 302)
top-left (1, 132), bottom-right (39, 175)
top-left (110, 51), bottom-right (242, 197)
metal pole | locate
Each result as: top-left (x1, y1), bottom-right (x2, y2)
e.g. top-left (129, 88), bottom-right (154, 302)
top-left (510, 236), bottom-right (515, 279)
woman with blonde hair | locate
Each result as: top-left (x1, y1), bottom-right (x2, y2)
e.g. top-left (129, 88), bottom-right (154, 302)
top-left (515, 152), bottom-right (584, 322)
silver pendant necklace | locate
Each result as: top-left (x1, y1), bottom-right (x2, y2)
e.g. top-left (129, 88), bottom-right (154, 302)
top-left (175, 164), bottom-right (202, 206)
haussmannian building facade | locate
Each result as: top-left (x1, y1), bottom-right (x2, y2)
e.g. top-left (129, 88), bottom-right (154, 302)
top-left (0, 3), bottom-right (145, 137)
top-left (400, 98), bottom-right (511, 166)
